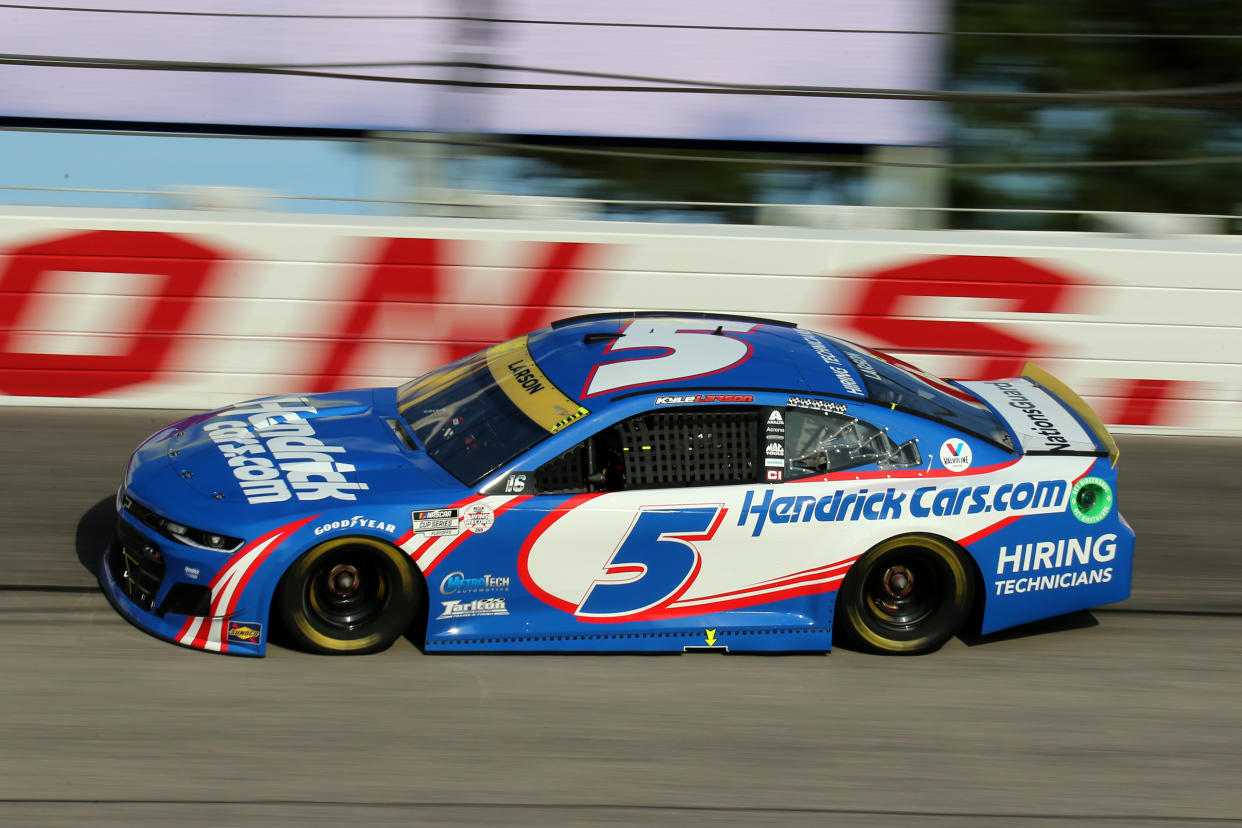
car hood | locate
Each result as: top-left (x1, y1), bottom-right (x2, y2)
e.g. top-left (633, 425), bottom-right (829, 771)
top-left (125, 389), bottom-right (462, 520)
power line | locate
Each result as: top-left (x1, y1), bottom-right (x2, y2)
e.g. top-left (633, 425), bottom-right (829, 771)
top-left (4, 53), bottom-right (1242, 106)
top-left (6, 183), bottom-right (1242, 221)
top-left (1, 3), bottom-right (1241, 39)
top-left (3, 125), bottom-right (1237, 172)
top-left (389, 135), bottom-right (1242, 170)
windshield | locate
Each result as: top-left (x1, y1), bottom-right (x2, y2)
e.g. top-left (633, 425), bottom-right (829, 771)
top-left (398, 336), bottom-right (589, 485)
top-left (830, 338), bottom-right (1014, 449)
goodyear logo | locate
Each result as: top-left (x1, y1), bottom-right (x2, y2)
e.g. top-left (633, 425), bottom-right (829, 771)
top-left (738, 480), bottom-right (1068, 537)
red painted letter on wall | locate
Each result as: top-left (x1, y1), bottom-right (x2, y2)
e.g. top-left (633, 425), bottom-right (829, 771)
top-left (0, 230), bottom-right (223, 397)
top-left (845, 255), bottom-right (1079, 379)
top-left (312, 238), bottom-right (595, 392)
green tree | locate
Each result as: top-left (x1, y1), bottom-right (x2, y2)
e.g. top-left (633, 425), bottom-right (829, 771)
top-left (951, 1), bottom-right (1242, 229)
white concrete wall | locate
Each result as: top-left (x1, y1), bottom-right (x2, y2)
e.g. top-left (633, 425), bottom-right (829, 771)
top-left (1, 206), bottom-right (1238, 435)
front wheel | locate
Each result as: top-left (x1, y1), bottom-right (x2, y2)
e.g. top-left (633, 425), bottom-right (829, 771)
top-left (276, 536), bottom-right (421, 655)
top-left (836, 535), bottom-right (975, 655)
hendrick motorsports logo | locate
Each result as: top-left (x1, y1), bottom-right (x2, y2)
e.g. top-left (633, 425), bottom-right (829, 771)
top-left (437, 598), bottom-right (509, 619)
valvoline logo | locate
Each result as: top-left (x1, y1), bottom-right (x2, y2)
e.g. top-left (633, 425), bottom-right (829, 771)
top-left (939, 439), bottom-right (972, 472)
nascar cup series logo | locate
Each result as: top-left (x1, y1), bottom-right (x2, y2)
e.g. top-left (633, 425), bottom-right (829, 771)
top-left (939, 439), bottom-right (972, 473)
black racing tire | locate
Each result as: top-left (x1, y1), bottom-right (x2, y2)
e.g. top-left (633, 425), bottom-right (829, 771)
top-left (276, 536), bottom-right (421, 655)
top-left (836, 534), bottom-right (975, 655)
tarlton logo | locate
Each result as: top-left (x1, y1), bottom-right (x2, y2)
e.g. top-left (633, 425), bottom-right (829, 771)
top-left (655, 393), bottom-right (755, 405)
top-left (205, 397), bottom-right (368, 504)
top-left (993, 534), bottom-right (1117, 596)
top-left (226, 622), bottom-right (262, 644)
top-left (439, 571), bottom-right (511, 595)
top-left (738, 480), bottom-right (1068, 537)
top-left (313, 516), bottom-right (397, 536)
top-left (939, 439), bottom-right (972, 472)
top-left (437, 597), bottom-right (509, 619)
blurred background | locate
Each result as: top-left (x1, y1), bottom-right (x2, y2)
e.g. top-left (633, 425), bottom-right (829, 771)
top-left (4, 0), bottom-right (1241, 233)
top-left (3, 8), bottom-right (1242, 826)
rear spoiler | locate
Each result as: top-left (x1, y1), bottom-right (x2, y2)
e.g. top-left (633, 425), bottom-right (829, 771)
top-left (1021, 363), bottom-right (1119, 468)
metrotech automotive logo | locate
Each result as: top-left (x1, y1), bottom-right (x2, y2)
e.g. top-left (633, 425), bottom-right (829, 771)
top-left (939, 439), bottom-right (972, 472)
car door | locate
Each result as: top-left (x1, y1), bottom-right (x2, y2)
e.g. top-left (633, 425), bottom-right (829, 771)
top-left (423, 401), bottom-right (852, 652)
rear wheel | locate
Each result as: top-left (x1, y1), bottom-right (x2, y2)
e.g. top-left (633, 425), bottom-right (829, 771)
top-left (277, 536), bottom-right (420, 655)
top-left (836, 535), bottom-right (975, 655)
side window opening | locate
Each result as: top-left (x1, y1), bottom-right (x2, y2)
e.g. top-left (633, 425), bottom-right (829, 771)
top-left (618, 409), bottom-right (758, 489)
top-left (534, 442), bottom-right (589, 494)
top-left (535, 407), bottom-right (759, 493)
top-left (786, 409), bottom-right (921, 479)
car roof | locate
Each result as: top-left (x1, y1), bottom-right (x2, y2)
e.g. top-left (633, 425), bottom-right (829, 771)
top-left (526, 312), bottom-right (870, 404)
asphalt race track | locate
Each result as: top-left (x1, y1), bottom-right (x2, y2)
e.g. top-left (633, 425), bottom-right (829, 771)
top-left (1, 407), bottom-right (1240, 827)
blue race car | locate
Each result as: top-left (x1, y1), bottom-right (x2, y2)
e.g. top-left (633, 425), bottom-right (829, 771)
top-left (102, 312), bottom-right (1134, 657)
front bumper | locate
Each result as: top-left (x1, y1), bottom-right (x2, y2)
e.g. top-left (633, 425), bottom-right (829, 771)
top-left (99, 516), bottom-right (268, 657)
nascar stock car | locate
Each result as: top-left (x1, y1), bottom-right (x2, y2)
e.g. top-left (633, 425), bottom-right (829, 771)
top-left (102, 312), bottom-right (1134, 657)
